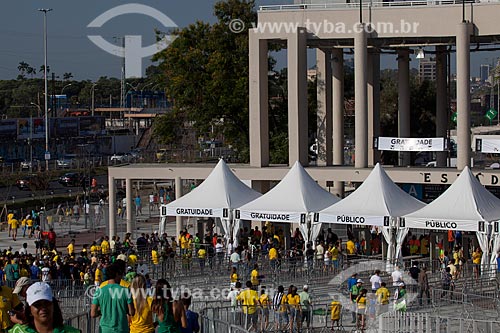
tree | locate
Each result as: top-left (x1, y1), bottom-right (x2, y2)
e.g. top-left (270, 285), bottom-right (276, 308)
top-left (39, 65), bottom-right (50, 75)
top-left (17, 62), bottom-right (29, 79)
top-left (153, 0), bottom-right (257, 162)
top-left (63, 72), bottom-right (73, 81)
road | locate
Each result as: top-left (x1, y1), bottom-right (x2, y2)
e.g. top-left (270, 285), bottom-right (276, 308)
top-left (0, 174), bottom-right (108, 201)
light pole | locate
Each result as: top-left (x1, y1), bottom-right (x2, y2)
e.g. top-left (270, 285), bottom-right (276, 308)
top-left (91, 83), bottom-right (97, 116)
top-left (30, 102), bottom-right (42, 118)
top-left (60, 83), bottom-right (72, 95)
top-left (140, 82), bottom-right (154, 107)
top-left (38, 8), bottom-right (52, 172)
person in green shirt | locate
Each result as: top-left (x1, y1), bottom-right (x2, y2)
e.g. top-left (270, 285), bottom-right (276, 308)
top-left (350, 279), bottom-right (363, 323)
top-left (91, 262), bottom-right (135, 333)
top-left (9, 282), bottom-right (80, 333)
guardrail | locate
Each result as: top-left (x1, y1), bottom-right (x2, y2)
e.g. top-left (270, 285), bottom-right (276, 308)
top-left (378, 311), bottom-right (500, 332)
top-left (64, 312), bottom-right (100, 333)
top-left (259, 0), bottom-right (481, 11)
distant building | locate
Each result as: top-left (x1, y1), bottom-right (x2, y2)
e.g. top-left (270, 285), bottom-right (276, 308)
top-left (480, 64), bottom-right (491, 83)
top-left (307, 68), bottom-right (317, 81)
top-left (419, 58), bottom-right (436, 81)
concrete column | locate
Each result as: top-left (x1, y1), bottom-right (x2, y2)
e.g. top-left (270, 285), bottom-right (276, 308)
top-left (316, 48), bottom-right (333, 166)
top-left (249, 32), bottom-right (269, 167)
top-left (108, 175), bottom-right (116, 239)
top-left (354, 25), bottom-right (368, 168)
top-left (175, 177), bottom-right (183, 237)
top-left (456, 22), bottom-right (472, 170)
top-left (368, 51), bottom-right (381, 166)
top-left (436, 46), bottom-right (448, 167)
top-left (251, 180), bottom-right (271, 194)
top-left (126, 178), bottom-right (133, 234)
top-left (397, 49), bottom-right (411, 166)
top-left (287, 28), bottom-right (308, 166)
top-left (332, 48), bottom-right (345, 197)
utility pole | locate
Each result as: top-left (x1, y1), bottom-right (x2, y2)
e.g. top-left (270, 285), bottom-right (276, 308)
top-left (38, 8), bottom-right (52, 172)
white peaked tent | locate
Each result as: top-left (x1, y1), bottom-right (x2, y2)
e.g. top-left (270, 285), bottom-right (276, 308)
top-left (316, 163), bottom-right (426, 265)
top-left (159, 159), bottom-right (261, 245)
top-left (403, 166), bottom-right (500, 272)
top-left (237, 161), bottom-right (340, 245)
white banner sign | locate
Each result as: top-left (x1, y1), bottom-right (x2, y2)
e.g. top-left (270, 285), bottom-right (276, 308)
top-left (318, 213), bottom-right (386, 226)
top-left (238, 210), bottom-right (305, 223)
top-left (475, 138), bottom-right (500, 153)
top-left (403, 217), bottom-right (479, 232)
top-left (165, 206), bottom-right (223, 218)
top-left (375, 137), bottom-right (446, 152)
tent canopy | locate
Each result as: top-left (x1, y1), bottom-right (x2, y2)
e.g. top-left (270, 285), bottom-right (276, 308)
top-left (237, 161), bottom-right (340, 223)
top-left (317, 163), bottom-right (426, 226)
top-left (403, 166), bottom-right (500, 232)
top-left (164, 159), bottom-right (261, 218)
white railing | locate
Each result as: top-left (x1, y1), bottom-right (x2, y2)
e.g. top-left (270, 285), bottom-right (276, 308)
top-left (378, 311), bottom-right (500, 332)
top-left (259, 0), bottom-right (488, 11)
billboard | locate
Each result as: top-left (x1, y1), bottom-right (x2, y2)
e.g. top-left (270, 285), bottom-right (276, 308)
top-left (18, 118), bottom-right (45, 140)
top-left (79, 116), bottom-right (105, 136)
top-left (0, 120), bottom-right (17, 137)
top-left (53, 118), bottom-right (79, 137)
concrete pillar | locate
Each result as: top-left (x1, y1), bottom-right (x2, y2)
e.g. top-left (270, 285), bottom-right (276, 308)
top-left (249, 32), bottom-right (269, 167)
top-left (126, 178), bottom-right (133, 235)
top-left (316, 48), bottom-right (333, 166)
top-left (368, 51), bottom-right (381, 166)
top-left (175, 177), bottom-right (183, 237)
top-left (332, 48), bottom-right (345, 197)
top-left (251, 180), bottom-right (271, 194)
top-left (436, 46), bottom-right (448, 167)
top-left (354, 25), bottom-right (368, 168)
top-left (287, 28), bottom-right (308, 166)
top-left (397, 48), bottom-right (411, 166)
top-left (108, 175), bottom-right (116, 239)
top-left (456, 22), bottom-right (472, 170)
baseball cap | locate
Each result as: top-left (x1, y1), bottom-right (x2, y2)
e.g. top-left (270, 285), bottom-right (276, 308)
top-left (26, 282), bottom-right (53, 306)
top-left (13, 277), bottom-right (32, 294)
top-left (356, 279), bottom-right (363, 283)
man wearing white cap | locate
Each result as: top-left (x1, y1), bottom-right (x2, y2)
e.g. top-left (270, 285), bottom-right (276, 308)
top-left (299, 285), bottom-right (312, 329)
top-left (350, 279), bottom-right (363, 323)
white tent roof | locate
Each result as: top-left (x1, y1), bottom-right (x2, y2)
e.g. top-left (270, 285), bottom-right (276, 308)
top-left (318, 163), bottom-right (426, 226)
top-left (237, 161), bottom-right (340, 223)
top-left (164, 159), bottom-right (261, 218)
top-left (403, 166), bottom-right (500, 232)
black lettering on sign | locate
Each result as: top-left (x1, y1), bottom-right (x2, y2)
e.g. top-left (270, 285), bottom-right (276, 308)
top-left (492, 175), bottom-right (498, 185)
top-left (424, 173), bottom-right (431, 183)
top-left (441, 174), bottom-right (448, 183)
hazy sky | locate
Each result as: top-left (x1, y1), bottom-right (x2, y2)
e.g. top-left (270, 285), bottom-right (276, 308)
top-left (0, 0), bottom-right (497, 80)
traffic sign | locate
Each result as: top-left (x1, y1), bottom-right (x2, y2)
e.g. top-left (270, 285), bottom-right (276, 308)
top-left (44, 151), bottom-right (51, 160)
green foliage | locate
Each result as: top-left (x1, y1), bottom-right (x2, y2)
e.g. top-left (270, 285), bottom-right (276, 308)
top-left (153, 0), bottom-right (257, 162)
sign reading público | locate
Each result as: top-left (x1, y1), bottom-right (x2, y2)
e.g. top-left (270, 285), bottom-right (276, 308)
top-left (317, 213), bottom-right (386, 226)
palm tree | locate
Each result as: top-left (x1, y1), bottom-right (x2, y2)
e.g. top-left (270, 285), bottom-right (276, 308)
top-left (17, 61), bottom-right (29, 78)
top-left (27, 66), bottom-right (36, 78)
top-left (63, 72), bottom-right (73, 81)
top-left (39, 65), bottom-right (50, 76)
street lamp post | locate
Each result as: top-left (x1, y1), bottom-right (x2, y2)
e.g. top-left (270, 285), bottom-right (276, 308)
top-left (60, 83), bottom-right (72, 95)
top-left (38, 8), bottom-right (52, 172)
top-left (91, 83), bottom-right (97, 116)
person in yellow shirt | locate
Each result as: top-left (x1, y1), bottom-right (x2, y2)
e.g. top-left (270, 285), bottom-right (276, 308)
top-left (151, 247), bottom-right (159, 277)
top-left (7, 212), bottom-right (13, 237)
top-left (101, 237), bottom-right (110, 255)
top-left (130, 274), bottom-right (154, 333)
top-left (346, 239), bottom-right (355, 255)
top-left (250, 264), bottom-right (260, 287)
top-left (128, 252), bottom-right (138, 267)
top-left (330, 297), bottom-right (342, 330)
top-left (236, 281), bottom-right (260, 329)
top-left (259, 288), bottom-right (270, 332)
top-left (94, 264), bottom-right (104, 286)
top-left (10, 217), bottom-right (18, 241)
top-left (67, 239), bottom-right (75, 257)
top-left (330, 244), bottom-right (339, 271)
top-left (285, 286), bottom-right (301, 333)
top-left (230, 267), bottom-right (239, 288)
top-left (26, 217), bottom-right (34, 238)
top-left (179, 232), bottom-right (189, 255)
top-left (197, 245), bottom-right (206, 272)
top-left (375, 282), bottom-right (390, 316)
top-left (472, 247), bottom-right (482, 279)
top-left (268, 245), bottom-right (278, 270)
top-left (0, 284), bottom-right (21, 330)
top-left (20, 218), bottom-right (26, 238)
top-left (356, 288), bottom-right (368, 330)
top-left (90, 242), bottom-right (98, 256)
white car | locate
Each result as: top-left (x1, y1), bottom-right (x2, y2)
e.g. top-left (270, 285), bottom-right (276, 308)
top-left (110, 153), bottom-right (131, 163)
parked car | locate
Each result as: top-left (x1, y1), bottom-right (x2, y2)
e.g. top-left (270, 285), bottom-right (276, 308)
top-left (58, 172), bottom-right (86, 187)
top-left (110, 153), bottom-right (131, 163)
top-left (16, 175), bottom-right (35, 190)
top-left (21, 160), bottom-right (39, 170)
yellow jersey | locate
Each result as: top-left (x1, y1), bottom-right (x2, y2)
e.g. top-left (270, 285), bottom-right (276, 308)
top-left (269, 248), bottom-right (278, 260)
top-left (236, 289), bottom-right (259, 314)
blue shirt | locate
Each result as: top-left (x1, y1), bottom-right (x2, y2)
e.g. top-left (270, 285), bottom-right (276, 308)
top-left (135, 197), bottom-right (141, 206)
top-left (497, 257), bottom-right (500, 272)
top-left (347, 277), bottom-right (357, 292)
top-left (180, 310), bottom-right (199, 333)
top-left (31, 265), bottom-right (40, 279)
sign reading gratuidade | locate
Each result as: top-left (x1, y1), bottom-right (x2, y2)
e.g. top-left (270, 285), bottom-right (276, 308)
top-left (166, 207), bottom-right (222, 218)
top-left (238, 210), bottom-right (303, 223)
top-left (375, 137), bottom-right (446, 152)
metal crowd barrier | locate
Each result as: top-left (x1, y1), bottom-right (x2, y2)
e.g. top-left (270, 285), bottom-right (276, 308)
top-left (64, 312), bottom-right (100, 333)
top-left (378, 311), bottom-right (500, 333)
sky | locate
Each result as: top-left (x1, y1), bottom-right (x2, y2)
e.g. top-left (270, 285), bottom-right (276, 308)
top-left (0, 0), bottom-right (497, 81)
